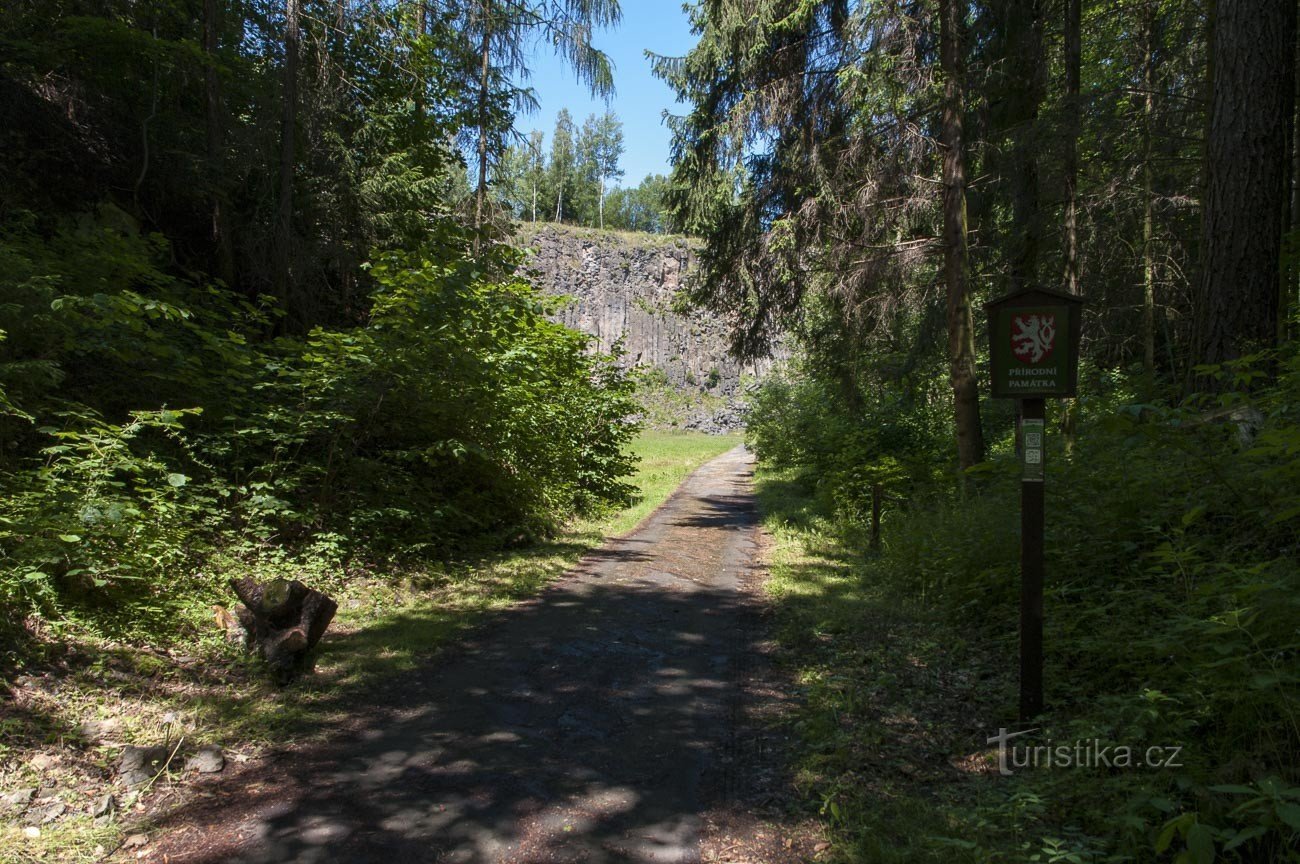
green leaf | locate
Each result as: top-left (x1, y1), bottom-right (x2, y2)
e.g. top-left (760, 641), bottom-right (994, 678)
top-left (1186, 822), bottom-right (1215, 864)
top-left (167, 473), bottom-right (189, 487)
top-left (1155, 818), bottom-right (1181, 854)
top-left (1207, 785), bottom-right (1256, 796)
top-left (1222, 826), bottom-right (1266, 851)
top-left (58, 534), bottom-right (82, 543)
top-left (1276, 802), bottom-right (1300, 831)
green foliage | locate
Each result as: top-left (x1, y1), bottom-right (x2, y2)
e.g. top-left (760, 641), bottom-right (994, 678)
top-left (746, 359), bottom-right (953, 528)
top-left (0, 220), bottom-right (638, 631)
top-left (500, 110), bottom-right (668, 232)
top-left (0, 408), bottom-right (209, 616)
top-left (630, 365), bottom-right (730, 430)
top-left (0, 1), bottom-right (641, 641)
top-left (748, 345), bottom-right (1300, 862)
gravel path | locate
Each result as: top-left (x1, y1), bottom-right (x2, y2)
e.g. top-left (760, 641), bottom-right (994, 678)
top-left (147, 446), bottom-right (789, 864)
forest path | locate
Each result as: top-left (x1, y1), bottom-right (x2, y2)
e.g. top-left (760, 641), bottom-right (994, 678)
top-left (147, 446), bottom-right (806, 864)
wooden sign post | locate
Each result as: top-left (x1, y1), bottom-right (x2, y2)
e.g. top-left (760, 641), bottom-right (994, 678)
top-left (985, 288), bottom-right (1083, 722)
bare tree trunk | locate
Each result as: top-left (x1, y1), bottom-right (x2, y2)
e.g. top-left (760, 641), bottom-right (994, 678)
top-left (940, 0), bottom-right (985, 471)
top-left (204, 0), bottom-right (236, 289)
top-left (1003, 0), bottom-right (1046, 294)
top-left (1194, 0), bottom-right (1296, 368)
top-left (1062, 0), bottom-right (1081, 297)
top-left (1141, 5), bottom-right (1157, 376)
top-left (414, 2), bottom-right (427, 118)
top-left (1059, 0), bottom-right (1082, 454)
top-left (1284, 32), bottom-right (1300, 343)
top-left (474, 2), bottom-right (491, 239)
top-left (599, 173), bottom-right (605, 229)
top-left (274, 0), bottom-right (300, 325)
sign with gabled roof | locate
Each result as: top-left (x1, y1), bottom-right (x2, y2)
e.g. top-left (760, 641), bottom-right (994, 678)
top-left (985, 287), bottom-right (1084, 399)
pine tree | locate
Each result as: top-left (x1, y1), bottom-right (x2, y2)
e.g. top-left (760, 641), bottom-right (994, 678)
top-left (452, 0), bottom-right (621, 234)
top-left (1194, 0), bottom-right (1297, 367)
top-left (527, 129), bottom-right (545, 222)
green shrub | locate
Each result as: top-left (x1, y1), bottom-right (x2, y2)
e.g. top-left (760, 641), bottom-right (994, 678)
top-left (0, 216), bottom-right (638, 631)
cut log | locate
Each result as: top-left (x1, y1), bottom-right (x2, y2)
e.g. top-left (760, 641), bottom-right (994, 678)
top-left (229, 577), bottom-right (337, 683)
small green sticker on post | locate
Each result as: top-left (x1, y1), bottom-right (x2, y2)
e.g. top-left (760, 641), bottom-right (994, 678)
top-left (1022, 418), bottom-right (1045, 482)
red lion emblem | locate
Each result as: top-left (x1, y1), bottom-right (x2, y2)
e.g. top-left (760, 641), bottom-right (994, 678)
top-left (1011, 313), bottom-right (1057, 364)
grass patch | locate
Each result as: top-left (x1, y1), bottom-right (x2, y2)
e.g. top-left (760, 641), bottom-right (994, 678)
top-left (0, 431), bottom-right (739, 862)
top-left (755, 466), bottom-right (1020, 864)
top-left (594, 431), bottom-right (741, 536)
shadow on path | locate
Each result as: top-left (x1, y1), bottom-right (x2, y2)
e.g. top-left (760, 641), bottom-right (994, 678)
top-left (148, 447), bottom-right (761, 864)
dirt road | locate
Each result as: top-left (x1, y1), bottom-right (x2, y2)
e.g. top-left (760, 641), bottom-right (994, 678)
top-left (147, 446), bottom-right (798, 863)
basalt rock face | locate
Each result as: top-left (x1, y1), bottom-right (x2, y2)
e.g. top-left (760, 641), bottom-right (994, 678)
top-left (519, 224), bottom-right (777, 432)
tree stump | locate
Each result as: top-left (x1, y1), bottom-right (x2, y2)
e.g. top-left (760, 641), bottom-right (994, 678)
top-left (229, 577), bottom-right (337, 683)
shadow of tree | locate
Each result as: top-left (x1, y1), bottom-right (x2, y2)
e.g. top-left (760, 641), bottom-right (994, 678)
top-left (144, 454), bottom-right (764, 863)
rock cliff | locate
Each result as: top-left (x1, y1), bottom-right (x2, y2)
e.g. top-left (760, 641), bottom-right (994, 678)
top-left (517, 223), bottom-right (774, 431)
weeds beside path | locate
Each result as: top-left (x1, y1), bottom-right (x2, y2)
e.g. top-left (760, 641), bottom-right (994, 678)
top-left (754, 466), bottom-right (1016, 864)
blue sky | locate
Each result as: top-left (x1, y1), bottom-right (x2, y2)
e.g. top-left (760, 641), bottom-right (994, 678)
top-left (514, 2), bottom-right (696, 186)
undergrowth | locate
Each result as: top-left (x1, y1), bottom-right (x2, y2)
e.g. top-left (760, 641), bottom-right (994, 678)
top-left (751, 350), bottom-right (1300, 863)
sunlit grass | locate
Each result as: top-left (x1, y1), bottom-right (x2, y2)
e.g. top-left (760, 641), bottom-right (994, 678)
top-left (0, 817), bottom-right (122, 864)
top-left (588, 431), bottom-right (742, 537)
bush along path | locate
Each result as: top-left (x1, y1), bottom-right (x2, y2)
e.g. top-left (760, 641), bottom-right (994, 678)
top-left (140, 447), bottom-right (821, 864)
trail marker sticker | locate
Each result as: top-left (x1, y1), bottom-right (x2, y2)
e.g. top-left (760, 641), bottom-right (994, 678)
top-left (1022, 418), bottom-right (1045, 482)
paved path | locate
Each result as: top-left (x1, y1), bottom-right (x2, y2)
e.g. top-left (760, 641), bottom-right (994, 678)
top-left (150, 446), bottom-right (764, 863)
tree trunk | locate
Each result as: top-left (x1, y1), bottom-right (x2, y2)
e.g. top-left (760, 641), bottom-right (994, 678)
top-left (599, 173), bottom-right (605, 229)
top-left (414, 2), bottom-right (427, 119)
top-left (203, 0), bottom-right (236, 290)
top-left (1141, 5), bottom-right (1157, 376)
top-left (474, 2), bottom-right (491, 238)
top-left (1062, 0), bottom-right (1081, 296)
top-left (1059, 0), bottom-right (1082, 454)
top-left (940, 0), bottom-right (985, 471)
top-left (1284, 32), bottom-right (1300, 343)
top-left (273, 0), bottom-right (300, 326)
top-left (230, 577), bottom-right (337, 683)
top-left (1002, 0), bottom-right (1046, 294)
top-left (1194, 0), bottom-right (1296, 368)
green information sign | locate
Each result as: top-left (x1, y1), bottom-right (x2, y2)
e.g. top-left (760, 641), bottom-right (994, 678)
top-left (991, 306), bottom-right (1071, 396)
top-left (986, 289), bottom-right (1083, 399)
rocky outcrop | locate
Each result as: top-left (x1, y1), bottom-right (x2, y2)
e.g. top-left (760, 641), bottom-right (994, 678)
top-left (518, 224), bottom-right (776, 430)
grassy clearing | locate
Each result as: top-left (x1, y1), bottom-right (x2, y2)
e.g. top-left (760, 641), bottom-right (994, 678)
top-left (0, 431), bottom-right (739, 863)
top-left (595, 431), bottom-right (741, 536)
top-left (755, 466), bottom-right (1017, 864)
